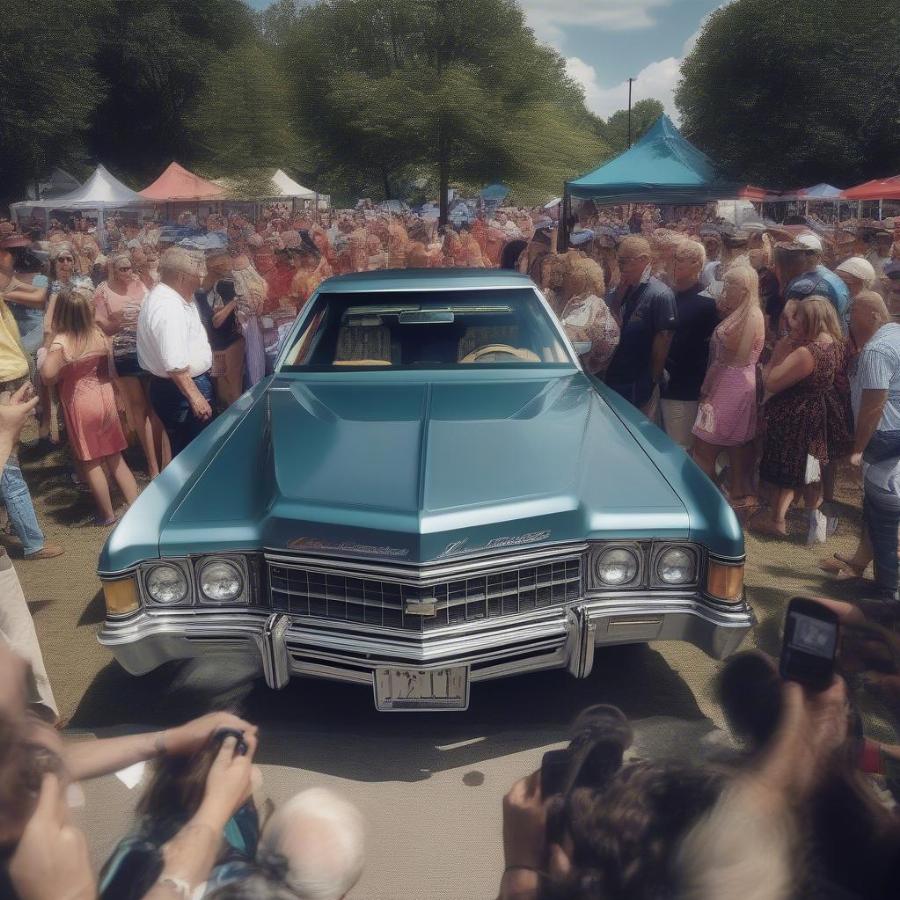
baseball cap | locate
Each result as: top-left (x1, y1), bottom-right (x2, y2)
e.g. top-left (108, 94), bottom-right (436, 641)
top-left (569, 229), bottom-right (594, 247)
top-left (785, 273), bottom-right (830, 300)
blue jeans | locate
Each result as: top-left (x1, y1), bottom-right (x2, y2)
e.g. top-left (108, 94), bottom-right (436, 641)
top-left (12, 307), bottom-right (45, 355)
top-left (149, 373), bottom-right (214, 457)
top-left (863, 477), bottom-right (900, 600)
top-left (1, 457), bottom-right (45, 555)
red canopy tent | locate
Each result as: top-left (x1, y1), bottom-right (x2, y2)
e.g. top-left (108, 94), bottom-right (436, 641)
top-left (737, 185), bottom-right (776, 201)
top-left (841, 175), bottom-right (900, 201)
top-left (140, 162), bottom-right (224, 202)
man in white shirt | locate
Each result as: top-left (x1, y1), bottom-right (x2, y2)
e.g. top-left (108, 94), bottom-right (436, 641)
top-left (137, 247), bottom-right (214, 458)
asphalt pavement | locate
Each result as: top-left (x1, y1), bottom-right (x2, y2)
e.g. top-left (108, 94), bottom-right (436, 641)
top-left (8, 441), bottom-right (898, 899)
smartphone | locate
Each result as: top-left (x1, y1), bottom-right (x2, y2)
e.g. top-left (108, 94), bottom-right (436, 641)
top-left (780, 597), bottom-right (839, 691)
top-left (540, 748), bottom-right (570, 798)
top-left (213, 727), bottom-right (248, 756)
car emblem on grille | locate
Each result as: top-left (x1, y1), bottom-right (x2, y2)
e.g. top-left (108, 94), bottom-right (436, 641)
top-left (404, 598), bottom-right (437, 617)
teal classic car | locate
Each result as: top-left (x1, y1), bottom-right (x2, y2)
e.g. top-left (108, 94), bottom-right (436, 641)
top-left (98, 269), bottom-right (752, 711)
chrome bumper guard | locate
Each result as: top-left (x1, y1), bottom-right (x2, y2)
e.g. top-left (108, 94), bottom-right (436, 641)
top-left (99, 592), bottom-right (754, 689)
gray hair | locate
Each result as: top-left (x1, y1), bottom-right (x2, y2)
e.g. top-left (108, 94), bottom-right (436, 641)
top-left (259, 788), bottom-right (366, 900)
top-left (158, 246), bottom-right (205, 281)
top-left (675, 239), bottom-right (706, 270)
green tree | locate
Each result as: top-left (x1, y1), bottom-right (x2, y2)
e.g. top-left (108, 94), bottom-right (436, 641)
top-left (676, 0), bottom-right (900, 187)
top-left (88, 0), bottom-right (256, 183)
top-left (191, 41), bottom-right (310, 176)
top-left (281, 0), bottom-right (605, 221)
top-left (0, 0), bottom-right (108, 204)
top-left (598, 99), bottom-right (665, 155)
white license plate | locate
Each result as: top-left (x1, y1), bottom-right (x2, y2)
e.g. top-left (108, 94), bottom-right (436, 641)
top-left (373, 666), bottom-right (470, 711)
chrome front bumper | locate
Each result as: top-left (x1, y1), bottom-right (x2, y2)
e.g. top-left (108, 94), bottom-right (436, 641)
top-left (98, 592), bottom-right (754, 692)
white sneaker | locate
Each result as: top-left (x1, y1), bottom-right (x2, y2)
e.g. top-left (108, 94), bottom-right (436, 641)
top-left (806, 509), bottom-right (827, 545)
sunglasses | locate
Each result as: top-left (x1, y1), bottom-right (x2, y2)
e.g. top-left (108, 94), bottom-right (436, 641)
top-left (116, 265), bottom-right (133, 272)
top-left (57, 256), bottom-right (74, 262)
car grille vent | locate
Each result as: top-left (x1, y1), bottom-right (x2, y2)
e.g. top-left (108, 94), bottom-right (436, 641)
top-left (267, 557), bottom-right (582, 633)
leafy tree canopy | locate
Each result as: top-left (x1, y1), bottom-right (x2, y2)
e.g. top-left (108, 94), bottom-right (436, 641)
top-left (597, 99), bottom-right (665, 155)
top-left (676, 0), bottom-right (900, 188)
top-left (280, 0), bottom-right (605, 219)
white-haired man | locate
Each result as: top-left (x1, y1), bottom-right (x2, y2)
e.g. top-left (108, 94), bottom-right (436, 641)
top-left (137, 246), bottom-right (213, 458)
top-left (258, 788), bottom-right (365, 900)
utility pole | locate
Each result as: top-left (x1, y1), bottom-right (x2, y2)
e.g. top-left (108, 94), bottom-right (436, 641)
top-left (627, 77), bottom-right (635, 148)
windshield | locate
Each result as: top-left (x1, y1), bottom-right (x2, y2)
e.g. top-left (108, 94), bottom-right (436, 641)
top-left (279, 288), bottom-right (572, 371)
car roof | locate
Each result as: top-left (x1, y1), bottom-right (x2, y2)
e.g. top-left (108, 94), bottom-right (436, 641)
top-left (315, 268), bottom-right (538, 294)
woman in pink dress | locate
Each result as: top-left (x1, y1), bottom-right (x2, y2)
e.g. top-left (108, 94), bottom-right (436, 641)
top-left (692, 265), bottom-right (765, 508)
top-left (39, 283), bottom-right (139, 525)
top-left (94, 253), bottom-right (169, 477)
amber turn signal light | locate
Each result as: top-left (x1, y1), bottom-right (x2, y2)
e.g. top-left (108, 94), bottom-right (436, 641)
top-left (102, 577), bottom-right (140, 616)
top-left (706, 561), bottom-right (744, 603)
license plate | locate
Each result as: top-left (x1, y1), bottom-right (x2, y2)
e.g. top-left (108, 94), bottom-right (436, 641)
top-left (373, 666), bottom-right (470, 711)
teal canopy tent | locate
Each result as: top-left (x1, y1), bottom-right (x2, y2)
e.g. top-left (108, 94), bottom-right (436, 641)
top-left (561, 115), bottom-right (741, 249)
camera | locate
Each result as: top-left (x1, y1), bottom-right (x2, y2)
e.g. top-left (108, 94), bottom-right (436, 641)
top-left (540, 704), bottom-right (632, 798)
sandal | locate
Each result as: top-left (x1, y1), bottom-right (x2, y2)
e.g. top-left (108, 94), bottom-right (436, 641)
top-left (730, 495), bottom-right (760, 510)
top-left (93, 515), bottom-right (119, 527)
top-left (818, 554), bottom-right (867, 579)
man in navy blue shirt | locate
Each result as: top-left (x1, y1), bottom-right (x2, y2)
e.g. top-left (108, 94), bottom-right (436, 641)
top-left (786, 233), bottom-right (850, 329)
top-left (605, 236), bottom-right (678, 418)
top-left (661, 240), bottom-right (719, 449)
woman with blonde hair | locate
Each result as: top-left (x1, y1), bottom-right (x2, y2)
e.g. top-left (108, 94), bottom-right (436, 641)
top-left (692, 265), bottom-right (765, 507)
top-left (751, 297), bottom-right (845, 540)
top-left (558, 257), bottom-right (620, 377)
top-left (39, 283), bottom-right (139, 525)
top-left (93, 252), bottom-right (168, 477)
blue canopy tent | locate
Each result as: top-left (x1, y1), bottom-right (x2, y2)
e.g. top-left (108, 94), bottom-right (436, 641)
top-left (479, 183), bottom-right (510, 202)
top-left (560, 115), bottom-right (742, 249)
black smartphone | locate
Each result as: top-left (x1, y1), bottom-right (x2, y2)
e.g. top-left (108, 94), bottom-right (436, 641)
top-left (540, 748), bottom-right (570, 798)
top-left (780, 597), bottom-right (839, 691)
top-left (214, 727), bottom-right (248, 756)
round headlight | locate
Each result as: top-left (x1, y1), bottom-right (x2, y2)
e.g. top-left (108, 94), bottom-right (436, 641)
top-left (199, 560), bottom-right (243, 603)
top-left (595, 548), bottom-right (638, 586)
top-left (145, 564), bottom-right (189, 604)
top-left (657, 548), bottom-right (695, 585)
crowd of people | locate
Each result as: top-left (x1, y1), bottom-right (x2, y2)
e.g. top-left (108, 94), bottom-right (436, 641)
top-left (4, 200), bottom-right (900, 897)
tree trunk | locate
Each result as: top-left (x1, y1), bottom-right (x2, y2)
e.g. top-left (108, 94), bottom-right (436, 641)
top-left (381, 166), bottom-right (392, 201)
top-left (438, 127), bottom-right (450, 227)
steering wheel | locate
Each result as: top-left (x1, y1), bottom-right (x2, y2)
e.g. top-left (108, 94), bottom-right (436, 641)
top-left (460, 344), bottom-right (542, 364)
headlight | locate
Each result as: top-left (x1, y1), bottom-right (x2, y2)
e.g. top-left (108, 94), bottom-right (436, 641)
top-left (657, 547), bottom-right (696, 585)
top-left (198, 559), bottom-right (244, 603)
top-left (595, 547), bottom-right (639, 586)
top-left (145, 564), bottom-right (189, 604)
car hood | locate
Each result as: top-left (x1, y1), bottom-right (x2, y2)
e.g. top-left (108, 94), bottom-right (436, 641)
top-left (259, 374), bottom-right (688, 562)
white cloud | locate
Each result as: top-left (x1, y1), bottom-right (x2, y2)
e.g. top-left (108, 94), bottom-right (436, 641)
top-left (520, 0), bottom-right (671, 44)
top-left (566, 55), bottom-right (682, 122)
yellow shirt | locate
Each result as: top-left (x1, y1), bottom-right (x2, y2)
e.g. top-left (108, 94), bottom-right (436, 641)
top-left (0, 295), bottom-right (28, 383)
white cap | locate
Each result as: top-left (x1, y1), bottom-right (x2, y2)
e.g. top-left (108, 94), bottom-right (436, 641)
top-left (795, 232), bottom-right (823, 252)
top-left (836, 256), bottom-right (877, 287)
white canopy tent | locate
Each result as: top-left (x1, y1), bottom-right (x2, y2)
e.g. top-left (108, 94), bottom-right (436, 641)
top-left (10, 165), bottom-right (150, 246)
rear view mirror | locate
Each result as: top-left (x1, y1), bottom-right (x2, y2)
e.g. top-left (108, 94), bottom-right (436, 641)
top-left (572, 341), bottom-right (592, 356)
top-left (399, 310), bottom-right (455, 325)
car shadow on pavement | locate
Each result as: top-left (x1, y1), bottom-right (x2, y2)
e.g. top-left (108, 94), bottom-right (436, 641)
top-left (68, 643), bottom-right (712, 782)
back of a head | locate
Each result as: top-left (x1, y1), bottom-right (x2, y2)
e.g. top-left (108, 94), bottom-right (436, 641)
top-left (542, 761), bottom-right (723, 900)
top-left (260, 788), bottom-right (365, 900)
top-left (205, 873), bottom-right (300, 900)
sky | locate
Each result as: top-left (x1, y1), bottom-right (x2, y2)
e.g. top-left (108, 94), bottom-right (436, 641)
top-left (245, 0), bottom-right (725, 122)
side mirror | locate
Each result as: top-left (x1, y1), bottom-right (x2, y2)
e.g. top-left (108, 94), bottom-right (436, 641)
top-left (572, 340), bottom-right (592, 356)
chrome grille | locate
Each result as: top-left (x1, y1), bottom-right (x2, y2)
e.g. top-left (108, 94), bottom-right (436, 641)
top-left (268, 556), bottom-right (582, 632)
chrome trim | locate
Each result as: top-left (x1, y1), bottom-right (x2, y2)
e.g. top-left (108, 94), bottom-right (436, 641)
top-left (98, 589), bottom-right (755, 701)
top-left (264, 541), bottom-right (589, 581)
